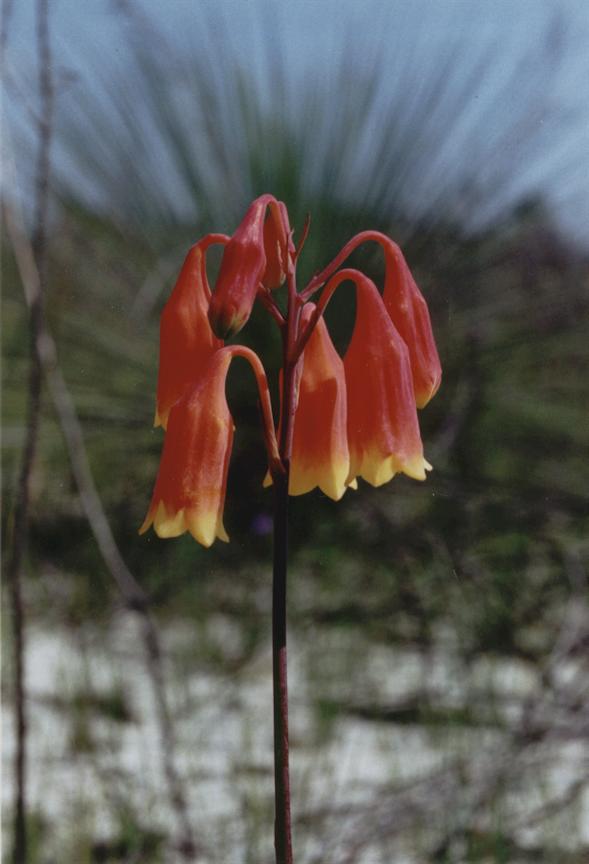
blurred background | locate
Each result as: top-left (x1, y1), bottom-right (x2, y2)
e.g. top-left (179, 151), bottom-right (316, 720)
top-left (2, 1), bottom-right (589, 862)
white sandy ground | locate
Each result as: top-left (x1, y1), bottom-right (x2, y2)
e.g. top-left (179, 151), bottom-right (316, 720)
top-left (2, 615), bottom-right (588, 862)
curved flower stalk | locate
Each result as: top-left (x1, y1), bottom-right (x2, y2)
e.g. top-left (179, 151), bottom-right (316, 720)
top-left (296, 269), bottom-right (430, 486)
top-left (142, 346), bottom-right (279, 547)
top-left (140, 194), bottom-right (441, 864)
top-left (304, 229), bottom-right (442, 407)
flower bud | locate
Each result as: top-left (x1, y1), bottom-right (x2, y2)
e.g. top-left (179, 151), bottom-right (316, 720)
top-left (262, 200), bottom-right (293, 290)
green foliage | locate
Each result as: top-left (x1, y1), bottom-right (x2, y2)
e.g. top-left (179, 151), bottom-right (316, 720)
top-left (3, 3), bottom-right (589, 859)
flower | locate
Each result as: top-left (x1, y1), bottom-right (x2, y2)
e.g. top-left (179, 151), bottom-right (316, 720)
top-left (208, 195), bottom-right (291, 338)
top-left (303, 230), bottom-right (442, 409)
top-left (267, 303), bottom-right (351, 500)
top-left (381, 239), bottom-right (442, 408)
top-left (343, 271), bottom-right (431, 486)
top-left (142, 196), bottom-right (440, 547)
top-left (141, 349), bottom-right (235, 546)
top-left (155, 238), bottom-right (225, 429)
top-left (142, 344), bottom-right (279, 547)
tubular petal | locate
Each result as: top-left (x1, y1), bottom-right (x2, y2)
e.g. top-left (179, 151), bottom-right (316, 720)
top-left (303, 230), bottom-right (441, 408)
top-left (381, 239), bottom-right (442, 408)
top-left (208, 194), bottom-right (291, 338)
top-left (344, 273), bottom-right (431, 487)
top-left (141, 350), bottom-right (235, 547)
top-left (289, 304), bottom-right (350, 500)
top-left (156, 240), bottom-right (224, 429)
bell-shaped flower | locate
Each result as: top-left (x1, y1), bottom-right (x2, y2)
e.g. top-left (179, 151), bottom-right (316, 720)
top-left (381, 239), bottom-right (442, 408)
top-left (208, 194), bottom-right (291, 338)
top-left (141, 349), bottom-right (235, 546)
top-left (304, 231), bottom-right (441, 408)
top-left (344, 271), bottom-right (431, 486)
top-left (155, 238), bottom-right (225, 429)
top-left (142, 345), bottom-right (280, 547)
top-left (288, 303), bottom-right (350, 500)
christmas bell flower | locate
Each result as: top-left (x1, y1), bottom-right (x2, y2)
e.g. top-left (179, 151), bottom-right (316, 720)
top-left (303, 230), bottom-right (441, 408)
top-left (326, 269), bottom-right (431, 487)
top-left (208, 194), bottom-right (292, 339)
top-left (141, 198), bottom-right (441, 861)
top-left (265, 303), bottom-right (350, 500)
top-left (141, 345), bottom-right (280, 547)
top-left (380, 238), bottom-right (442, 408)
top-left (155, 235), bottom-right (228, 429)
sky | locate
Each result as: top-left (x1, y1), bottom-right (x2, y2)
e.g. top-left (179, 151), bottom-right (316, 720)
top-left (3, 0), bottom-right (589, 247)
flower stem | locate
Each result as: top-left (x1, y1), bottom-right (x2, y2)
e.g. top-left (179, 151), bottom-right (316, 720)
top-left (270, 266), bottom-right (301, 864)
top-left (272, 468), bottom-right (292, 864)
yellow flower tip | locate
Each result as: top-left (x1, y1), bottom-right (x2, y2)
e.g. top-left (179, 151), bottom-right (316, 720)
top-left (319, 458), bottom-right (351, 501)
top-left (347, 478), bottom-right (358, 490)
top-left (185, 508), bottom-right (220, 548)
top-left (285, 456), bottom-right (350, 501)
top-left (348, 450), bottom-right (396, 488)
top-left (322, 483), bottom-right (346, 502)
top-left (154, 502), bottom-right (188, 538)
top-left (216, 519), bottom-right (230, 543)
top-left (153, 406), bottom-right (169, 430)
top-left (367, 457), bottom-right (397, 488)
top-left (401, 454), bottom-right (432, 482)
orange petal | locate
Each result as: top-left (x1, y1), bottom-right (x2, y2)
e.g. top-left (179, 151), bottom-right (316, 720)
top-left (289, 304), bottom-right (350, 500)
top-left (156, 240), bottom-right (223, 429)
top-left (208, 194), bottom-right (291, 338)
top-left (344, 273), bottom-right (430, 486)
top-left (381, 239), bottom-right (442, 408)
top-left (142, 350), bottom-right (235, 547)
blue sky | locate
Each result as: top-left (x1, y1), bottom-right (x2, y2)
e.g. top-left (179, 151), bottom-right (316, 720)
top-left (4, 0), bottom-right (589, 247)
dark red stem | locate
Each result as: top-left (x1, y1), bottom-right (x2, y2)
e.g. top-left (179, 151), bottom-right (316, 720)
top-left (272, 468), bottom-right (292, 864)
top-left (302, 229), bottom-right (392, 299)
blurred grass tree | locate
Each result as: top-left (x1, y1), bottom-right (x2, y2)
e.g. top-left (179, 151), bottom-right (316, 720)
top-left (3, 1), bottom-right (587, 630)
top-left (2, 2), bottom-right (589, 859)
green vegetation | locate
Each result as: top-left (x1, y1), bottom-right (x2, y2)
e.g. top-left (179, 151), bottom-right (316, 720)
top-left (2, 3), bottom-right (588, 861)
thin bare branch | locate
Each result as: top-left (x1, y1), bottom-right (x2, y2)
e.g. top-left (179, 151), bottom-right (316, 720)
top-left (3, 197), bottom-right (199, 862)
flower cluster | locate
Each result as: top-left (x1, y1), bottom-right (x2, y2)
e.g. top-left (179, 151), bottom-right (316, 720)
top-left (140, 195), bottom-right (441, 546)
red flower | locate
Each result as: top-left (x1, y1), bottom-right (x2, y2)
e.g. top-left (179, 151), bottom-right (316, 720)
top-left (142, 345), bottom-right (280, 547)
top-left (155, 237), bottom-right (226, 429)
top-left (142, 349), bottom-right (235, 546)
top-left (208, 195), bottom-right (292, 338)
top-left (342, 270), bottom-right (431, 486)
top-left (143, 196), bottom-right (441, 546)
top-left (381, 239), bottom-right (442, 408)
top-left (266, 303), bottom-right (351, 500)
